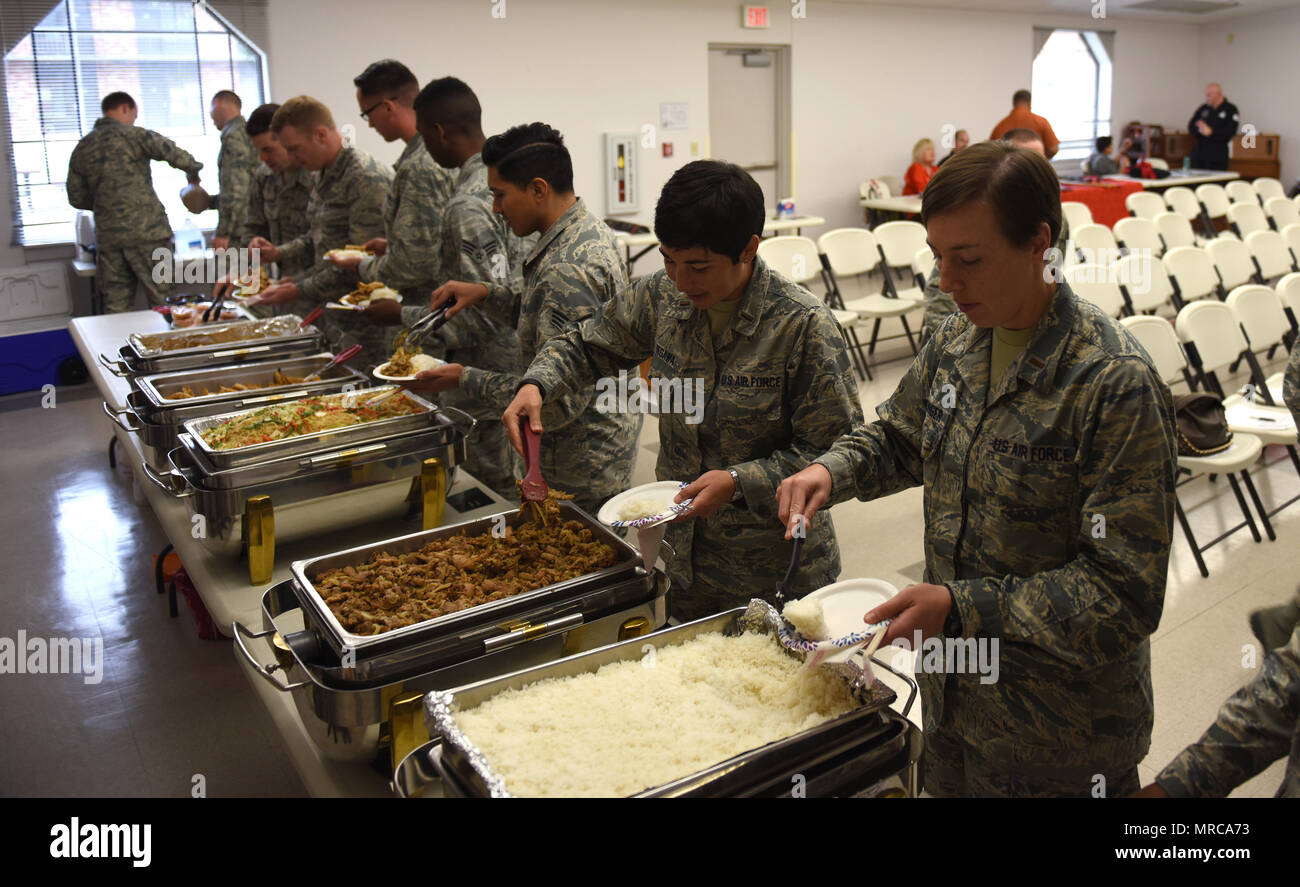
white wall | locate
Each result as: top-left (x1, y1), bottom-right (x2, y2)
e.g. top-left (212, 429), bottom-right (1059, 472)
top-left (1198, 4), bottom-right (1300, 187)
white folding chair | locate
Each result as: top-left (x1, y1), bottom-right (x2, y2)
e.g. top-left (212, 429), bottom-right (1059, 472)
top-left (1164, 186), bottom-right (1202, 222)
top-left (1226, 179), bottom-right (1261, 206)
top-left (1113, 217), bottom-right (1164, 258)
top-left (1126, 191), bottom-right (1168, 220)
top-left (1264, 196), bottom-right (1300, 231)
top-left (1282, 224), bottom-right (1300, 268)
top-left (1120, 314), bottom-right (1271, 576)
top-left (1163, 246), bottom-right (1224, 306)
top-left (872, 221), bottom-right (929, 299)
top-left (1277, 271), bottom-right (1300, 322)
top-left (1114, 253), bottom-right (1175, 314)
top-left (860, 179), bottom-right (892, 199)
top-left (1226, 202), bottom-right (1270, 238)
top-left (1154, 212), bottom-right (1200, 250)
top-left (1207, 237), bottom-right (1261, 290)
top-left (1196, 184), bottom-right (1232, 237)
top-left (1064, 265), bottom-right (1125, 318)
top-left (1226, 283), bottom-right (1296, 403)
top-left (1176, 301), bottom-right (1300, 497)
top-left (1253, 177), bottom-right (1287, 203)
top-left (1061, 200), bottom-right (1093, 232)
top-left (1147, 157), bottom-right (1170, 171)
top-left (1072, 223), bottom-right (1120, 265)
top-left (1244, 230), bottom-right (1298, 283)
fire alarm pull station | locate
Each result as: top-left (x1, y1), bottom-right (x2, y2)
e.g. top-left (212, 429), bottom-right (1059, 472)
top-left (605, 132), bottom-right (638, 214)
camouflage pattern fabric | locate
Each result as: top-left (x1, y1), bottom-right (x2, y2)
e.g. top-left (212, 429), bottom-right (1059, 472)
top-left (460, 198), bottom-right (641, 515)
top-left (276, 146), bottom-right (391, 368)
top-left (814, 281), bottom-right (1179, 794)
top-left (214, 115), bottom-right (258, 241)
top-left (95, 239), bottom-right (174, 311)
top-left (1284, 341), bottom-right (1300, 429)
top-left (1156, 623), bottom-right (1299, 798)
top-left (523, 255), bottom-right (865, 622)
top-left (66, 117), bottom-right (202, 249)
top-left (357, 135), bottom-right (453, 298)
top-left (240, 164), bottom-right (315, 278)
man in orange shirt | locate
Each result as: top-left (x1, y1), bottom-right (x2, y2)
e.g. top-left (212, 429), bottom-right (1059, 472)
top-left (990, 90), bottom-right (1059, 159)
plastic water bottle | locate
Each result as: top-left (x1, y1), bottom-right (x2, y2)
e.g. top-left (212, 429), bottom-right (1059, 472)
top-left (175, 218), bottom-right (204, 258)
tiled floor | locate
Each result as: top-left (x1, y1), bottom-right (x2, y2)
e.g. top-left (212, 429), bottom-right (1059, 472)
top-left (1, 306), bottom-right (1295, 797)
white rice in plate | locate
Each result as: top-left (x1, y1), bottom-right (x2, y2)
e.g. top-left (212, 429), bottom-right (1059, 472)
top-left (617, 497), bottom-right (675, 521)
top-left (453, 630), bottom-right (854, 797)
top-left (782, 596), bottom-right (829, 640)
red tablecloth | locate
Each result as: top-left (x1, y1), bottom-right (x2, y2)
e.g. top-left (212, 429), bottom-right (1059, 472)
top-left (1060, 180), bottom-right (1145, 228)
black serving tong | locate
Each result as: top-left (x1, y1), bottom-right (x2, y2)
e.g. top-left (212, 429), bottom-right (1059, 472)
top-left (393, 294), bottom-right (457, 352)
top-left (773, 533), bottom-right (804, 605)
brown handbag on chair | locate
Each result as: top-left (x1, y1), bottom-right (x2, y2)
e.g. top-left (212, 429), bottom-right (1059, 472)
top-left (1173, 393), bottom-right (1234, 456)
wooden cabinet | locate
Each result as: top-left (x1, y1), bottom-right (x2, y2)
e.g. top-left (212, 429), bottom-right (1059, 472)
top-left (1157, 130), bottom-right (1280, 179)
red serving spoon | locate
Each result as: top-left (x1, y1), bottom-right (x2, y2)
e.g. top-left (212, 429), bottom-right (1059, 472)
top-left (519, 415), bottom-right (549, 523)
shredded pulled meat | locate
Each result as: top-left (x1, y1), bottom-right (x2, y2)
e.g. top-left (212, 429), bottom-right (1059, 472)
top-left (315, 505), bottom-right (616, 636)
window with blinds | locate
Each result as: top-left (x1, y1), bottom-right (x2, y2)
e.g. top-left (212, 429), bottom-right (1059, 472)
top-left (2, 0), bottom-right (267, 246)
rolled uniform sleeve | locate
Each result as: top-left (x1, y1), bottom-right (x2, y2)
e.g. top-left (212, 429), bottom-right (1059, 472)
top-left (1156, 626), bottom-right (1300, 798)
top-left (143, 130), bottom-right (202, 178)
top-left (946, 358), bottom-right (1176, 668)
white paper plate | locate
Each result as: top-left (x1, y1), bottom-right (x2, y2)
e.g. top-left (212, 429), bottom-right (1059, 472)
top-left (324, 248), bottom-right (373, 261)
top-left (328, 291), bottom-right (403, 312)
top-left (373, 357), bottom-right (445, 382)
top-left (597, 480), bottom-right (693, 529)
top-left (782, 578), bottom-right (898, 664)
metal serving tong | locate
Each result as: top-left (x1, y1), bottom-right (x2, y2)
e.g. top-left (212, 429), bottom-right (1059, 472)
top-left (392, 294), bottom-right (457, 352)
top-left (301, 343), bottom-right (362, 382)
top-left (773, 533), bottom-right (804, 605)
top-left (519, 415), bottom-right (550, 525)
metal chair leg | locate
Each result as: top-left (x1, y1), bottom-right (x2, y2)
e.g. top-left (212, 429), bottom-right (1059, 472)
top-left (108, 436), bottom-right (118, 469)
top-left (1174, 499), bottom-right (1209, 578)
top-left (1224, 474), bottom-right (1263, 542)
top-left (1238, 469), bottom-right (1277, 542)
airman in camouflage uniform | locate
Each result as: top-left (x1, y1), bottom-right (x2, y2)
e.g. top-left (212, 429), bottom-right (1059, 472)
top-left (357, 136), bottom-right (453, 297)
top-left (811, 281), bottom-right (1179, 797)
top-left (240, 163), bottom-right (314, 277)
top-left (213, 113), bottom-right (258, 245)
top-left (66, 109), bottom-right (203, 312)
top-left (523, 254), bottom-right (865, 621)
top-left (921, 216), bottom-right (1070, 342)
top-left (274, 145), bottom-right (391, 365)
top-left (399, 152), bottom-right (528, 499)
top-left (1152, 624), bottom-right (1300, 797)
top-left (460, 198), bottom-right (640, 515)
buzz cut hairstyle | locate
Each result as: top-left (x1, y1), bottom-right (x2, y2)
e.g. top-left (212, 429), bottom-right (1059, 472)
top-left (101, 91), bottom-right (136, 114)
top-left (245, 103), bottom-right (281, 138)
top-left (271, 95), bottom-right (336, 135)
top-left (653, 160), bottom-right (764, 264)
top-left (482, 123), bottom-right (574, 195)
top-left (354, 59), bottom-right (419, 106)
top-left (412, 77), bottom-right (482, 136)
top-left (1001, 127), bottom-right (1040, 146)
top-left (212, 89), bottom-right (241, 108)
top-left (1013, 89), bottom-right (1032, 105)
top-left (922, 140), bottom-right (1061, 251)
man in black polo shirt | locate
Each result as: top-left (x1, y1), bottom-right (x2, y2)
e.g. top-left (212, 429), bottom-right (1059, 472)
top-left (1187, 82), bottom-right (1240, 171)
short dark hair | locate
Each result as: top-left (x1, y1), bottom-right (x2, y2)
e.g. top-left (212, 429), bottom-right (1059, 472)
top-left (1002, 127), bottom-right (1040, 145)
top-left (922, 141), bottom-right (1061, 249)
top-left (482, 123), bottom-right (573, 194)
top-left (1095, 136), bottom-right (1113, 152)
top-left (354, 59), bottom-right (419, 106)
top-left (413, 77), bottom-right (482, 136)
top-left (654, 160), bottom-right (764, 264)
top-left (212, 89), bottom-right (241, 108)
top-left (1012, 89), bottom-right (1032, 105)
top-left (245, 103), bottom-right (281, 138)
top-left (101, 92), bottom-right (135, 114)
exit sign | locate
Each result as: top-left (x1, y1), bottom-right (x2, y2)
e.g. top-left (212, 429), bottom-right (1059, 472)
top-left (741, 4), bottom-right (769, 28)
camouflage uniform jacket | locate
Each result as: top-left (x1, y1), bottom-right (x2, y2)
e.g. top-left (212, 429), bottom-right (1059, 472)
top-left (277, 146), bottom-right (391, 304)
top-left (240, 164), bottom-right (315, 278)
top-left (1284, 341), bottom-right (1300, 429)
top-left (358, 136), bottom-right (454, 297)
top-left (214, 115), bottom-right (258, 240)
top-left (66, 117), bottom-right (202, 248)
top-left (1156, 624), bottom-right (1299, 798)
top-left (815, 282), bottom-right (1178, 766)
top-left (524, 255), bottom-right (865, 596)
top-left (461, 198), bottom-right (639, 508)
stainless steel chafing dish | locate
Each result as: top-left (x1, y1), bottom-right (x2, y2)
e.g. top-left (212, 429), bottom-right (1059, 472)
top-left (102, 353), bottom-right (373, 468)
top-left (98, 314), bottom-right (324, 377)
top-left (181, 387), bottom-right (439, 469)
top-left (399, 602), bottom-right (921, 798)
top-left (141, 408), bottom-right (472, 582)
top-left (232, 506), bottom-right (667, 772)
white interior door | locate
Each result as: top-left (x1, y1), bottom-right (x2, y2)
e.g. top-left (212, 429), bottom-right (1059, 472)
top-left (708, 46), bottom-right (788, 215)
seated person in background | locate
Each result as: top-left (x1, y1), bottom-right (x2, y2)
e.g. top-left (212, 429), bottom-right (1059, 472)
top-left (937, 129), bottom-right (969, 167)
top-left (1087, 136), bottom-right (1131, 176)
top-left (903, 139), bottom-right (938, 195)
